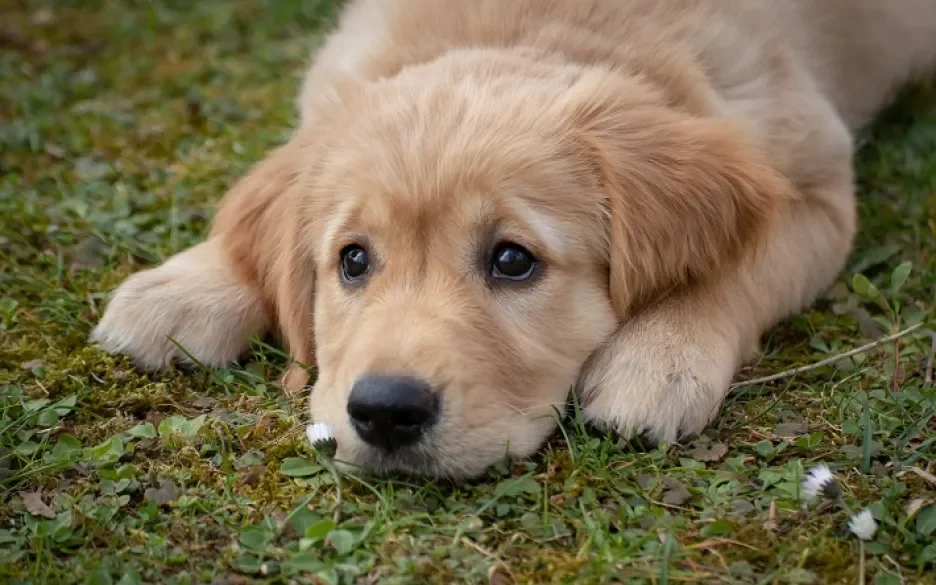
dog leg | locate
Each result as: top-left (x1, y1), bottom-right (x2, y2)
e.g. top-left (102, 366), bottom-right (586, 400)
top-left (578, 148), bottom-right (858, 444)
top-left (92, 140), bottom-right (304, 373)
top-left (90, 238), bottom-right (271, 370)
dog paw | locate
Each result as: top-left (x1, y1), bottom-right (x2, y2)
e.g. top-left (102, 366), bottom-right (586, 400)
top-left (90, 240), bottom-right (270, 371)
top-left (576, 302), bottom-right (740, 444)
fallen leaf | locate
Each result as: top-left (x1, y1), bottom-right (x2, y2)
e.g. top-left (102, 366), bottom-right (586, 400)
top-left (689, 443), bottom-right (728, 462)
top-left (906, 498), bottom-right (928, 518)
top-left (20, 491), bottom-right (56, 519)
top-left (192, 396), bottom-right (217, 409)
top-left (872, 461), bottom-right (890, 478)
top-left (144, 479), bottom-right (179, 505)
top-left (145, 412), bottom-right (164, 428)
top-left (728, 500), bottom-right (755, 517)
top-left (774, 422), bottom-right (807, 438)
top-left (254, 415), bottom-right (272, 434)
top-left (661, 477), bottom-right (691, 506)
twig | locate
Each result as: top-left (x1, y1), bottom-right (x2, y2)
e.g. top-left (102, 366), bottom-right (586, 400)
top-left (685, 538), bottom-right (762, 552)
top-left (883, 555), bottom-right (905, 584)
top-left (925, 333), bottom-right (935, 387)
top-left (730, 323), bottom-right (925, 389)
top-left (908, 466), bottom-right (936, 487)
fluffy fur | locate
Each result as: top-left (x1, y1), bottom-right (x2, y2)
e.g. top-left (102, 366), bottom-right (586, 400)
top-left (91, 0), bottom-right (936, 478)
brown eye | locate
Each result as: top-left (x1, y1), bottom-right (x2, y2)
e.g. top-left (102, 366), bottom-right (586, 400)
top-left (490, 243), bottom-right (537, 281)
top-left (340, 245), bottom-right (369, 282)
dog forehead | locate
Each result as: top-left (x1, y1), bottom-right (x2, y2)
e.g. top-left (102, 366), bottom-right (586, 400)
top-left (356, 185), bottom-right (492, 245)
top-left (313, 147), bottom-right (602, 267)
top-left (309, 80), bottom-right (607, 260)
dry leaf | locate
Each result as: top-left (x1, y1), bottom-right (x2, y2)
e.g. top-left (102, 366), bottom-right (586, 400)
top-left (689, 443), bottom-right (729, 462)
top-left (906, 498), bottom-right (928, 519)
top-left (729, 500), bottom-right (755, 517)
top-left (144, 479), bottom-right (179, 505)
top-left (661, 477), bottom-right (691, 506)
top-left (763, 498), bottom-right (778, 531)
top-left (20, 491), bottom-right (56, 519)
top-left (773, 422), bottom-right (807, 438)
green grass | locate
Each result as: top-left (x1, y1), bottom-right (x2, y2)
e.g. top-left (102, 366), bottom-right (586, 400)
top-left (2, 1), bottom-right (935, 583)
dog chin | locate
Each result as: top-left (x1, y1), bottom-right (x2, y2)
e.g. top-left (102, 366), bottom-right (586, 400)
top-left (333, 442), bottom-right (500, 481)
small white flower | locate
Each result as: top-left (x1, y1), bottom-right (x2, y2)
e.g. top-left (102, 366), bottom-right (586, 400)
top-left (848, 508), bottom-right (878, 541)
top-left (306, 422), bottom-right (334, 447)
top-left (802, 464), bottom-right (837, 500)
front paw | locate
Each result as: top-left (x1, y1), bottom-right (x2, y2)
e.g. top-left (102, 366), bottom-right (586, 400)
top-left (576, 304), bottom-right (740, 444)
top-left (90, 241), bottom-right (269, 371)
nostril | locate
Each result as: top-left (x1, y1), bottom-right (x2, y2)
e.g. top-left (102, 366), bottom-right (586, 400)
top-left (347, 374), bottom-right (440, 450)
top-left (396, 409), bottom-right (430, 427)
top-left (348, 407), bottom-right (373, 425)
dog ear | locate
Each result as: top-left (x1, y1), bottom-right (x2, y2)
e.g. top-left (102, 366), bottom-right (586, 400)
top-left (562, 70), bottom-right (796, 318)
top-left (211, 137), bottom-right (316, 391)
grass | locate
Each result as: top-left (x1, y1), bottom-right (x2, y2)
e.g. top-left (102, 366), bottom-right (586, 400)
top-left (1, 1), bottom-right (935, 583)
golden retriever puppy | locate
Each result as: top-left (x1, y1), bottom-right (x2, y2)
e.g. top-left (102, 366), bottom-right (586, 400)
top-left (91, 0), bottom-right (936, 478)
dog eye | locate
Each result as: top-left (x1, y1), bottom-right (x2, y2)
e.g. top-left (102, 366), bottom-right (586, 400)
top-left (340, 244), bottom-right (370, 282)
top-left (490, 243), bottom-right (537, 281)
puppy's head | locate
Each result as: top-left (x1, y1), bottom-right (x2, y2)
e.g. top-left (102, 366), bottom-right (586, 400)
top-left (259, 53), bottom-right (790, 478)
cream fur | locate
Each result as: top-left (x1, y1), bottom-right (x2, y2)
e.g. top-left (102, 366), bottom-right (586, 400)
top-left (91, 0), bottom-right (936, 478)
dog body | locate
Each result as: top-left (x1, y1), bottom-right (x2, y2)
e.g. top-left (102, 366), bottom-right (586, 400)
top-left (92, 0), bottom-right (936, 478)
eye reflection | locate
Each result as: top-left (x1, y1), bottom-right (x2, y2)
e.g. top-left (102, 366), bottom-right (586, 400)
top-left (340, 244), bottom-right (369, 282)
top-left (489, 242), bottom-right (537, 281)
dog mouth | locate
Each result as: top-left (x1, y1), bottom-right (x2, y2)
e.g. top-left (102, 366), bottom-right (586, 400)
top-left (304, 420), bottom-right (447, 477)
top-left (334, 441), bottom-right (460, 479)
top-left (323, 424), bottom-right (510, 480)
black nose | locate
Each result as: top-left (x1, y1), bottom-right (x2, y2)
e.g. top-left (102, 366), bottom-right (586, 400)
top-left (347, 374), bottom-right (440, 450)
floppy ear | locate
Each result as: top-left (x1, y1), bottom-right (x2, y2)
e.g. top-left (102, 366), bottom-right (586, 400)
top-left (563, 71), bottom-right (796, 318)
top-left (210, 137), bottom-right (316, 391)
